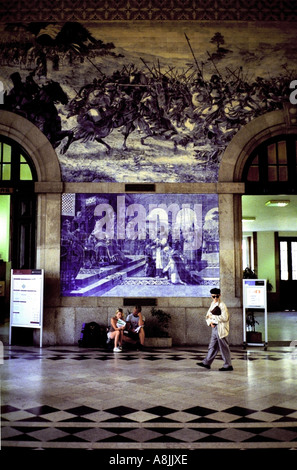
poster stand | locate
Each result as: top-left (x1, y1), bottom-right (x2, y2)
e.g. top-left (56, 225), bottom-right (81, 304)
top-left (243, 279), bottom-right (268, 350)
top-left (9, 269), bottom-right (44, 348)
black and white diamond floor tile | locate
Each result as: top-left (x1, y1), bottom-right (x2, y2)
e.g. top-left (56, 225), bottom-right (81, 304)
top-left (2, 403), bottom-right (297, 424)
top-left (3, 347), bottom-right (291, 362)
top-left (2, 423), bottom-right (297, 447)
top-left (2, 345), bottom-right (297, 449)
top-left (2, 399), bottom-right (297, 448)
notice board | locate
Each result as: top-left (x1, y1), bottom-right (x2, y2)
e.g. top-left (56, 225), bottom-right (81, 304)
top-left (242, 279), bottom-right (267, 348)
top-left (243, 279), bottom-right (266, 309)
top-left (9, 269), bottom-right (44, 347)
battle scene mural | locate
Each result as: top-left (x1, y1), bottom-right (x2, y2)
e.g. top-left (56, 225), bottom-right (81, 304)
top-left (61, 193), bottom-right (219, 297)
top-left (1, 21), bottom-right (297, 183)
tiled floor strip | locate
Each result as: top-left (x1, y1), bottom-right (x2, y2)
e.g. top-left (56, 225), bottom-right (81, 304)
top-left (1, 346), bottom-right (297, 450)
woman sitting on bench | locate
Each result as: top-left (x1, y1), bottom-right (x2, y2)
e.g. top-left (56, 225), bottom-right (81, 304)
top-left (107, 308), bottom-right (126, 352)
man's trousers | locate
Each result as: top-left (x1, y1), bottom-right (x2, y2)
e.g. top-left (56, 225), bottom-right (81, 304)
top-left (203, 325), bottom-right (232, 368)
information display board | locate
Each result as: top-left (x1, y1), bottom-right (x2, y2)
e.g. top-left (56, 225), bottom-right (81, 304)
top-left (9, 269), bottom-right (44, 347)
top-left (243, 279), bottom-right (268, 349)
top-left (243, 279), bottom-right (267, 308)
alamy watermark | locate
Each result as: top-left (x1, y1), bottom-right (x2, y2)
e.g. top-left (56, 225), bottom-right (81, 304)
top-left (91, 196), bottom-right (203, 251)
top-left (0, 81), bottom-right (4, 105)
top-left (289, 80), bottom-right (297, 104)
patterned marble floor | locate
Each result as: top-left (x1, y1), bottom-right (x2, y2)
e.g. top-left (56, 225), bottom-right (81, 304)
top-left (1, 344), bottom-right (297, 456)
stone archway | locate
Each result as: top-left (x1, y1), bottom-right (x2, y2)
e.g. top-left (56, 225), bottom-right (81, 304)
top-left (0, 110), bottom-right (61, 183)
top-left (219, 104), bottom-right (297, 183)
top-left (214, 105), bottom-right (297, 310)
top-left (217, 104), bottom-right (297, 312)
top-left (0, 110), bottom-right (62, 311)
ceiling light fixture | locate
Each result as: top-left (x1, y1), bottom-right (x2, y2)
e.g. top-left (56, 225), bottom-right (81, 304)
top-left (265, 200), bottom-right (290, 207)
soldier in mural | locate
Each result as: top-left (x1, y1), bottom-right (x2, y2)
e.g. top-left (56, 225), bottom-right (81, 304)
top-left (4, 70), bottom-right (72, 149)
top-left (1, 21), bottom-right (295, 183)
top-left (61, 218), bottom-right (84, 291)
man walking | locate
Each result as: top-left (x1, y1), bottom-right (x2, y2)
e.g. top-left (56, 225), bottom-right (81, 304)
top-left (197, 288), bottom-right (233, 371)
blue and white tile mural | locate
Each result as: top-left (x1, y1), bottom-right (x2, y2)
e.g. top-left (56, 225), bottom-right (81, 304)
top-left (1, 21), bottom-right (297, 183)
top-left (61, 193), bottom-right (219, 297)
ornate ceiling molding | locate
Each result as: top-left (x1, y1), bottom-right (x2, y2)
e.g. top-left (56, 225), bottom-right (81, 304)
top-left (0, 0), bottom-right (297, 23)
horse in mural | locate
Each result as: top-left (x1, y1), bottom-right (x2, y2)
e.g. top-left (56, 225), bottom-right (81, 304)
top-left (61, 92), bottom-right (183, 154)
top-left (20, 80), bottom-right (74, 149)
top-left (61, 95), bottom-right (153, 154)
top-left (4, 73), bottom-right (73, 149)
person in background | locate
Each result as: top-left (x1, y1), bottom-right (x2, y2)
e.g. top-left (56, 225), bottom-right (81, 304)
top-left (197, 288), bottom-right (233, 371)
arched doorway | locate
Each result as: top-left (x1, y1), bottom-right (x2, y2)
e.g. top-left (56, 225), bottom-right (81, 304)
top-left (242, 134), bottom-right (297, 195)
top-left (0, 110), bottom-right (61, 182)
top-left (0, 135), bottom-right (37, 269)
top-left (0, 110), bottom-right (62, 322)
top-left (242, 134), bottom-right (297, 312)
top-left (219, 105), bottom-right (297, 343)
top-left (0, 110), bottom-right (62, 267)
